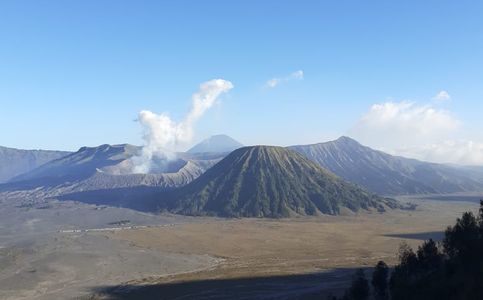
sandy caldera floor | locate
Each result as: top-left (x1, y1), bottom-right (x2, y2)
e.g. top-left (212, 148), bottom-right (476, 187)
top-left (90, 198), bottom-right (479, 299)
top-left (0, 199), bottom-right (216, 300)
top-left (0, 196), bottom-right (479, 300)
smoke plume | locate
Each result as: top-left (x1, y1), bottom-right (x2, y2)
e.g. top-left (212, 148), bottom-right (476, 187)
top-left (131, 79), bottom-right (234, 173)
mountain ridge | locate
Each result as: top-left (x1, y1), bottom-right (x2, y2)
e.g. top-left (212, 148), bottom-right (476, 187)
top-left (289, 136), bottom-right (483, 195)
top-left (0, 146), bottom-right (71, 183)
top-left (167, 145), bottom-right (399, 218)
top-left (3, 136), bottom-right (482, 208)
top-left (187, 134), bottom-right (243, 154)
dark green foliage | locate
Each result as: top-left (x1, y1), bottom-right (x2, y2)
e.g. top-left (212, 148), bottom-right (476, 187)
top-left (443, 211), bottom-right (480, 261)
top-left (390, 200), bottom-right (483, 300)
top-left (330, 270), bottom-right (370, 300)
top-left (336, 199), bottom-right (483, 300)
top-left (389, 240), bottom-right (445, 300)
top-left (371, 261), bottom-right (388, 300)
top-left (416, 239), bottom-right (443, 271)
top-left (349, 269), bottom-right (370, 300)
top-left (326, 294), bottom-right (338, 300)
top-left (168, 146), bottom-right (397, 218)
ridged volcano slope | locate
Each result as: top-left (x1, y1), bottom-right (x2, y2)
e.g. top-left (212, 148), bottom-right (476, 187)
top-left (289, 137), bottom-right (483, 195)
top-left (168, 146), bottom-right (398, 217)
top-left (0, 146), bottom-right (70, 183)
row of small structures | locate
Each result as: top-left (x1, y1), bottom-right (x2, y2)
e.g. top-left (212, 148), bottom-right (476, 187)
top-left (58, 223), bottom-right (176, 233)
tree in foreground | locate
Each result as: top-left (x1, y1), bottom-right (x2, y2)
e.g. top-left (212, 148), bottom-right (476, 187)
top-left (371, 261), bottom-right (388, 300)
top-left (332, 200), bottom-right (483, 300)
top-left (348, 269), bottom-right (369, 300)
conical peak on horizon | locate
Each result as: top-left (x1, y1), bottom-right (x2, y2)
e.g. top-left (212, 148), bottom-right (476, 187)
top-left (168, 144), bottom-right (398, 218)
top-left (129, 79), bottom-right (234, 174)
top-left (187, 134), bottom-right (243, 154)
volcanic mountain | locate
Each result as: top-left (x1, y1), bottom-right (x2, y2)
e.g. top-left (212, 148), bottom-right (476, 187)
top-left (2, 144), bottom-right (223, 201)
top-left (168, 146), bottom-right (398, 218)
top-left (0, 146), bottom-right (70, 183)
top-left (10, 144), bottom-right (141, 183)
top-left (187, 134), bottom-right (243, 154)
top-left (289, 136), bottom-right (483, 195)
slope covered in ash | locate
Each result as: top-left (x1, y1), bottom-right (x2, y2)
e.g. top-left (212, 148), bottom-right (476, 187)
top-left (10, 144), bottom-right (141, 183)
top-left (0, 146), bottom-right (70, 183)
top-left (1, 144), bottom-right (222, 202)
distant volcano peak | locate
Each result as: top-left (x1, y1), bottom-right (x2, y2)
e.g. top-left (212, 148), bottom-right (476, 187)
top-left (187, 134), bottom-right (243, 154)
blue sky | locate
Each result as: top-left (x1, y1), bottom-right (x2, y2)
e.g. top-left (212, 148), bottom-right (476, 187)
top-left (1, 1), bottom-right (482, 164)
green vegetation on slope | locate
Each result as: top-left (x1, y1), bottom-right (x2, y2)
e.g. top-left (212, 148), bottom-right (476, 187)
top-left (168, 146), bottom-right (398, 218)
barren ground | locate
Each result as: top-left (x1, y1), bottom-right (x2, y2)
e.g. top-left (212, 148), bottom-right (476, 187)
top-left (91, 196), bottom-right (479, 299)
top-left (0, 195), bottom-right (480, 299)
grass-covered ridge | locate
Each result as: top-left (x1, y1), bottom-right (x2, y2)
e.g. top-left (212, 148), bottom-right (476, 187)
top-left (168, 146), bottom-right (399, 218)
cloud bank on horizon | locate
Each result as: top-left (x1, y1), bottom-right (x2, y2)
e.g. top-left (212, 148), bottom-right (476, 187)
top-left (265, 70), bottom-right (304, 88)
top-left (131, 79), bottom-right (234, 173)
top-left (124, 72), bottom-right (481, 169)
top-left (351, 94), bottom-right (483, 165)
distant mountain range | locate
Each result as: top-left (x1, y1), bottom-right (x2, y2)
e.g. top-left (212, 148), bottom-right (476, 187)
top-left (289, 136), bottom-right (483, 195)
top-left (187, 134), bottom-right (243, 154)
top-left (168, 146), bottom-right (399, 217)
top-left (1, 135), bottom-right (482, 210)
top-left (0, 146), bottom-right (70, 183)
top-left (2, 135), bottom-right (244, 192)
top-left (11, 144), bottom-right (141, 183)
top-left (1, 143), bottom-right (224, 199)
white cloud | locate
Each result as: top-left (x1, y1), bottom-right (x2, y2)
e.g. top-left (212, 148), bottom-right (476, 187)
top-left (291, 70), bottom-right (304, 80)
top-left (266, 78), bottom-right (280, 88)
top-left (351, 99), bottom-right (483, 165)
top-left (266, 70), bottom-right (304, 88)
top-left (396, 140), bottom-right (483, 165)
top-left (432, 90), bottom-right (451, 102)
top-left (353, 101), bottom-right (459, 141)
top-left (131, 79), bottom-right (234, 173)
